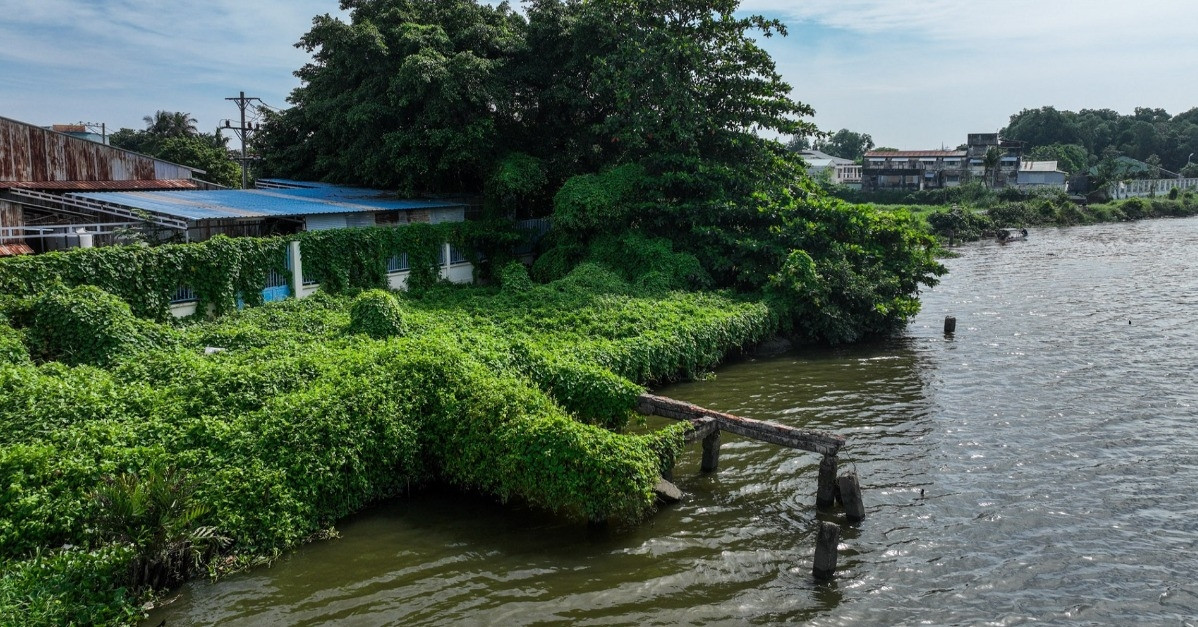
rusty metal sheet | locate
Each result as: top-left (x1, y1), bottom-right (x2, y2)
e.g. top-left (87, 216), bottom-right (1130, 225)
top-left (0, 243), bottom-right (34, 256)
top-left (1, 116), bottom-right (200, 183)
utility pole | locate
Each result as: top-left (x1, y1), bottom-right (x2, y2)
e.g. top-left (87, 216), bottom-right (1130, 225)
top-left (224, 91), bottom-right (262, 189)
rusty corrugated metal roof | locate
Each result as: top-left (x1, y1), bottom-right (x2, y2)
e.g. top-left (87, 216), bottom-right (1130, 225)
top-left (0, 179), bottom-right (204, 191)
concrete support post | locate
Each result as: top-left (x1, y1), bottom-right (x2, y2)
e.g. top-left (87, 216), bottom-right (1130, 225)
top-left (288, 240), bottom-right (304, 299)
top-left (701, 429), bottom-right (721, 473)
top-left (817, 454), bottom-right (838, 509)
top-left (838, 471), bottom-right (866, 523)
top-left (813, 521), bottom-right (840, 580)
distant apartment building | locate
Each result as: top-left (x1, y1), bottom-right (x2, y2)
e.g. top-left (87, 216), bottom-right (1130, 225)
top-left (861, 150), bottom-right (966, 192)
top-left (860, 133), bottom-right (1024, 192)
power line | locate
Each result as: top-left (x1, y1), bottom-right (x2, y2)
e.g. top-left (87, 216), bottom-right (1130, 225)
top-left (224, 91), bottom-right (262, 189)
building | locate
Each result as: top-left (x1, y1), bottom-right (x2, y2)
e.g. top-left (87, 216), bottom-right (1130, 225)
top-left (60, 180), bottom-right (468, 244)
top-left (861, 150), bottom-right (966, 192)
top-left (799, 150), bottom-right (861, 188)
top-left (859, 132), bottom-right (1024, 192)
top-left (1016, 160), bottom-right (1067, 190)
top-left (1, 115), bottom-right (212, 254)
top-left (965, 133), bottom-right (1022, 188)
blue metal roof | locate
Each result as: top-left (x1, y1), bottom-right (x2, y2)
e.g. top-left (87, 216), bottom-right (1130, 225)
top-left (67, 187), bottom-right (464, 222)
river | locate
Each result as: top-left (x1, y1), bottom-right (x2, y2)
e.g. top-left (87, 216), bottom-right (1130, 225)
top-left (149, 216), bottom-right (1198, 625)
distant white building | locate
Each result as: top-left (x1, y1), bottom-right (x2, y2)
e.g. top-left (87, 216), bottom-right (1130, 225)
top-left (1016, 160), bottom-right (1067, 190)
top-left (799, 150), bottom-right (861, 188)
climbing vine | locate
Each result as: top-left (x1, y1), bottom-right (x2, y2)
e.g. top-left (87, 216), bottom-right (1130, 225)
top-left (0, 236), bottom-right (287, 321)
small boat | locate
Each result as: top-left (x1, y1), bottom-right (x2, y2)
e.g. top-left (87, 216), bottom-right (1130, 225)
top-left (997, 228), bottom-right (1028, 243)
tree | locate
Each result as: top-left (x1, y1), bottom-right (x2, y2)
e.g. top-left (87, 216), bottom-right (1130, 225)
top-left (256, 0), bottom-right (525, 194)
top-left (110, 122), bottom-right (239, 187)
top-left (814, 128), bottom-right (874, 161)
top-left (982, 146), bottom-right (1001, 188)
top-left (155, 136), bottom-right (242, 188)
top-left (1002, 106), bottom-right (1080, 148)
top-left (142, 110), bottom-right (198, 138)
top-left (1027, 143), bottom-right (1089, 174)
top-left (785, 135), bottom-right (811, 152)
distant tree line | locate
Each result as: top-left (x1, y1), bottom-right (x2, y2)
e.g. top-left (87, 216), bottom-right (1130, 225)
top-left (1002, 105), bottom-right (1198, 178)
top-left (109, 110), bottom-right (242, 188)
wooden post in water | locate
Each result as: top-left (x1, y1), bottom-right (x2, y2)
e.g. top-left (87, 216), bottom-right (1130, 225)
top-left (701, 429), bottom-right (721, 472)
top-left (838, 472), bottom-right (866, 522)
top-left (813, 521), bottom-right (840, 580)
top-left (817, 454), bottom-right (838, 509)
top-left (944, 316), bottom-right (957, 334)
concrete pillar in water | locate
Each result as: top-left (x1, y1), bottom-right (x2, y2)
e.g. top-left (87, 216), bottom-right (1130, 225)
top-left (944, 316), bottom-right (957, 334)
top-left (838, 472), bottom-right (866, 522)
top-left (817, 454), bottom-right (839, 509)
top-left (813, 521), bottom-right (840, 580)
top-left (701, 429), bottom-right (721, 473)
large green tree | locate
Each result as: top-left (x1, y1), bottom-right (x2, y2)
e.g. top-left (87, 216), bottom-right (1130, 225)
top-left (814, 128), bottom-right (875, 162)
top-left (256, 0), bottom-right (525, 194)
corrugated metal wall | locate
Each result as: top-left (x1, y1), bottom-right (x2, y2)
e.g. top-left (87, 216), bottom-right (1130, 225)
top-left (0, 117), bottom-right (195, 182)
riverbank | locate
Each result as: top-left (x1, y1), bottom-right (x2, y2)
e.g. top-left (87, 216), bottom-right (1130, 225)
top-left (0, 264), bottom-right (775, 625)
top-left (909, 194), bottom-right (1198, 243)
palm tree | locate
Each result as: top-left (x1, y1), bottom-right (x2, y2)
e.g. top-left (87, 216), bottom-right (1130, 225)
top-left (143, 110), bottom-right (198, 138)
top-left (982, 146), bottom-right (1001, 188)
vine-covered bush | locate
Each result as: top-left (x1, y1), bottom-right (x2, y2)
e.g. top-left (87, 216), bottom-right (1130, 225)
top-left (499, 261), bottom-right (534, 293)
top-left (0, 236), bottom-right (287, 320)
top-left (926, 205), bottom-right (993, 241)
top-left (28, 286), bottom-right (179, 367)
top-left (1, 276), bottom-right (773, 623)
top-left (347, 290), bottom-right (408, 338)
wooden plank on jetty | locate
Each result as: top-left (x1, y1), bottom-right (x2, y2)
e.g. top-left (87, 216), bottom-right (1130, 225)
top-left (636, 393), bottom-right (845, 456)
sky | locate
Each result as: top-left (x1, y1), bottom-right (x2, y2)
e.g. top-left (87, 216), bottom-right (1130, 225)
top-left (2, 0), bottom-right (1197, 150)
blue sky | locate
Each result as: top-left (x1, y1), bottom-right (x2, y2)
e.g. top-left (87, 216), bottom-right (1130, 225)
top-left (2, 0), bottom-right (1197, 150)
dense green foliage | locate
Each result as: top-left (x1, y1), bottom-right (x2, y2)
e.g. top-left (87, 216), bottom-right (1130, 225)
top-left (0, 264), bottom-right (774, 624)
top-left (0, 235), bottom-right (286, 320)
top-left (0, 222), bottom-right (503, 320)
top-left (254, 0), bottom-right (942, 345)
top-left (1002, 105), bottom-right (1198, 176)
top-left (28, 285), bottom-right (180, 368)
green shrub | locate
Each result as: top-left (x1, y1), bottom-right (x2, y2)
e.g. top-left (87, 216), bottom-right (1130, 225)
top-left (586, 233), bottom-right (711, 290)
top-left (926, 205), bottom-right (993, 241)
top-left (1122, 197), bottom-right (1147, 220)
top-left (552, 164), bottom-right (646, 237)
top-left (553, 263), bottom-right (632, 296)
top-left (499, 262), bottom-right (533, 293)
top-left (29, 286), bottom-right (178, 367)
top-left (347, 290), bottom-right (408, 339)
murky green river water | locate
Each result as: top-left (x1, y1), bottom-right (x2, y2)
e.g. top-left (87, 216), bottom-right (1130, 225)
top-left (150, 217), bottom-right (1198, 625)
